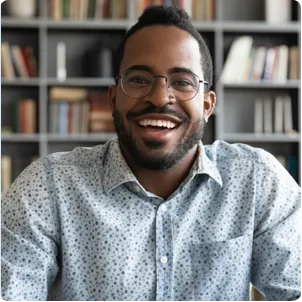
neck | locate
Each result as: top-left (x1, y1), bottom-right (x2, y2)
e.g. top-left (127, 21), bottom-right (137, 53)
top-left (121, 145), bottom-right (199, 200)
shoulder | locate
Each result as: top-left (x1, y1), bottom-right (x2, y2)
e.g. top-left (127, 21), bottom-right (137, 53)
top-left (204, 140), bottom-right (276, 166)
top-left (204, 140), bottom-right (298, 187)
top-left (39, 138), bottom-right (115, 171)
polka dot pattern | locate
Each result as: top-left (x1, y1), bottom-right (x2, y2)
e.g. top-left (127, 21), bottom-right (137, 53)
top-left (1, 138), bottom-right (300, 300)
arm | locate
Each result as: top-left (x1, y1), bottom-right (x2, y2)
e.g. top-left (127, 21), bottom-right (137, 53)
top-left (251, 150), bottom-right (301, 301)
top-left (1, 159), bottom-right (60, 300)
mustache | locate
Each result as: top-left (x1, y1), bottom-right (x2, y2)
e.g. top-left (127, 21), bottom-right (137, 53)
top-left (127, 104), bottom-right (190, 123)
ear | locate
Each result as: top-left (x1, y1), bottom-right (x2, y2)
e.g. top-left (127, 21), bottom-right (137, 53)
top-left (203, 90), bottom-right (216, 119)
top-left (108, 84), bottom-right (117, 112)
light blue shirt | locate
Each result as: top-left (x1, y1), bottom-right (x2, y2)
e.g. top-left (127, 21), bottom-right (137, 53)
top-left (1, 138), bottom-right (301, 301)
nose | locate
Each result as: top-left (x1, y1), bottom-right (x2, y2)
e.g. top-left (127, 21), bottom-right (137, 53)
top-left (143, 77), bottom-right (176, 107)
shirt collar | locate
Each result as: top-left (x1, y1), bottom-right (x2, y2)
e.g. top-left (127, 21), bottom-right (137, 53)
top-left (194, 141), bottom-right (223, 187)
top-left (102, 138), bottom-right (223, 194)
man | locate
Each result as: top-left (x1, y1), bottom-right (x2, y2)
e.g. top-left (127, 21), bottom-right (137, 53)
top-left (1, 5), bottom-right (300, 301)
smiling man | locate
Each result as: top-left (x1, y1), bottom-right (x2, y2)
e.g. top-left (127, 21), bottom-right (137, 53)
top-left (1, 5), bottom-right (301, 301)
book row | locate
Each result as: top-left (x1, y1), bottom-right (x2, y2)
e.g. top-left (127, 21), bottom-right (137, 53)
top-left (254, 95), bottom-right (296, 134)
top-left (136, 0), bottom-right (215, 20)
top-left (1, 43), bottom-right (38, 80)
top-left (47, 0), bottom-right (215, 21)
top-left (221, 36), bottom-right (299, 83)
top-left (48, 0), bottom-right (127, 20)
top-left (2, 88), bottom-right (115, 135)
top-left (49, 87), bottom-right (114, 134)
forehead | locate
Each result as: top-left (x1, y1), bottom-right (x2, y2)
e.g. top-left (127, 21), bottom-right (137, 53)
top-left (120, 25), bottom-right (202, 76)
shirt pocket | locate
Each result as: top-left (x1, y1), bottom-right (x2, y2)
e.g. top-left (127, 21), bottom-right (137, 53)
top-left (191, 234), bottom-right (252, 301)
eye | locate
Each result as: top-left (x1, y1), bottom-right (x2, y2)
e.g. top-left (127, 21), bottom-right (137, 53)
top-left (171, 80), bottom-right (193, 87)
top-left (128, 77), bottom-right (149, 84)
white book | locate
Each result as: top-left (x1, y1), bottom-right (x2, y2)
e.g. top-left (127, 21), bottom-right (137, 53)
top-left (236, 38), bottom-right (254, 82)
top-left (254, 98), bottom-right (263, 133)
top-left (1, 156), bottom-right (12, 196)
top-left (265, 0), bottom-right (291, 23)
top-left (184, 0), bottom-right (192, 18)
top-left (263, 98), bottom-right (273, 133)
top-left (275, 45), bottom-right (289, 83)
top-left (57, 42), bottom-right (66, 81)
top-left (274, 96), bottom-right (284, 133)
top-left (221, 36), bottom-right (253, 84)
top-left (283, 95), bottom-right (293, 133)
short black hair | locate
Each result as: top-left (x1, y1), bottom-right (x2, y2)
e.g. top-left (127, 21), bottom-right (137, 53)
top-left (114, 5), bottom-right (213, 88)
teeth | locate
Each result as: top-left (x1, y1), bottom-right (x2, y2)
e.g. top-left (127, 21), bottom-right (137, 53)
top-left (138, 119), bottom-right (177, 129)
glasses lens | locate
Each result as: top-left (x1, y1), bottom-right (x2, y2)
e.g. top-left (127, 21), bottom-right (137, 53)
top-left (168, 72), bottom-right (200, 101)
top-left (121, 70), bottom-right (153, 98)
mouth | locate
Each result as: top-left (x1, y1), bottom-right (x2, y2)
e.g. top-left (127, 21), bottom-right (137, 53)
top-left (133, 115), bottom-right (182, 141)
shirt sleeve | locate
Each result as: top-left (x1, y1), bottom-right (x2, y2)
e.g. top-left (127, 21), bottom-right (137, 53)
top-left (251, 150), bottom-right (301, 301)
top-left (1, 159), bottom-right (60, 301)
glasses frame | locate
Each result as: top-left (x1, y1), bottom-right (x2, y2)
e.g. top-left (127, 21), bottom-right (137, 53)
top-left (115, 70), bottom-right (209, 101)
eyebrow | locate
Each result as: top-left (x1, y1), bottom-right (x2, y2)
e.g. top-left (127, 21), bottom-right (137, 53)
top-left (124, 65), bottom-right (195, 75)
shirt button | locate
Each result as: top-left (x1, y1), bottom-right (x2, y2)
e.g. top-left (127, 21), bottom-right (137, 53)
top-left (160, 204), bottom-right (167, 212)
top-left (133, 185), bottom-right (140, 193)
top-left (160, 256), bottom-right (168, 264)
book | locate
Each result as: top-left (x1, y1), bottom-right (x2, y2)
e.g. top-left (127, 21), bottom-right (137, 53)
top-left (289, 46), bottom-right (299, 80)
top-left (263, 47), bottom-right (277, 81)
top-left (221, 36), bottom-right (253, 83)
top-left (49, 87), bottom-right (88, 101)
top-left (283, 95), bottom-right (294, 133)
top-left (25, 46), bottom-right (38, 77)
top-left (252, 47), bottom-right (267, 81)
top-left (11, 45), bottom-right (29, 78)
top-left (17, 99), bottom-right (36, 134)
top-left (57, 42), bottom-right (66, 81)
top-left (254, 98), bottom-right (263, 133)
top-left (265, 0), bottom-right (292, 23)
top-left (275, 45), bottom-right (289, 83)
top-left (1, 156), bottom-right (12, 196)
top-left (263, 98), bottom-right (273, 133)
top-left (1, 42), bottom-right (15, 79)
top-left (274, 96), bottom-right (284, 133)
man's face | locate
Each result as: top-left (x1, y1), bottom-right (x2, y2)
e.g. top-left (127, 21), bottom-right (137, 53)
top-left (109, 25), bottom-right (214, 170)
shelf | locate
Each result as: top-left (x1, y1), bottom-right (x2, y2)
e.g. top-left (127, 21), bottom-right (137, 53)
top-left (1, 134), bottom-right (40, 142)
top-left (2, 78), bottom-right (40, 86)
top-left (191, 21), bottom-right (217, 31)
top-left (221, 80), bottom-right (300, 89)
top-left (223, 133), bottom-right (300, 142)
top-left (1, 17), bottom-right (41, 28)
top-left (47, 133), bottom-right (116, 142)
top-left (2, 18), bottom-right (300, 33)
top-left (46, 78), bottom-right (115, 86)
top-left (44, 19), bottom-right (130, 30)
top-left (221, 21), bottom-right (301, 33)
top-left (1, 133), bottom-right (117, 143)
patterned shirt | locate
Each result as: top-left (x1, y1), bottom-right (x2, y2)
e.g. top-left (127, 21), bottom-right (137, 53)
top-left (1, 138), bottom-right (301, 301)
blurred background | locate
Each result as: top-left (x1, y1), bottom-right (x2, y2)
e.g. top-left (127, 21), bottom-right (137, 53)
top-left (0, 1), bottom-right (300, 300)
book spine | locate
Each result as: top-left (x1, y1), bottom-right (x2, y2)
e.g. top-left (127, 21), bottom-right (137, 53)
top-left (1, 156), bottom-right (12, 196)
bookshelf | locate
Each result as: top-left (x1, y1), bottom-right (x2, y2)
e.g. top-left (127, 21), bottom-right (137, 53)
top-left (1, 0), bottom-right (301, 189)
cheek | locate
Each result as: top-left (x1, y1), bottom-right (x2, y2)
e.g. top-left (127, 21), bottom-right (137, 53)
top-left (183, 101), bottom-right (204, 122)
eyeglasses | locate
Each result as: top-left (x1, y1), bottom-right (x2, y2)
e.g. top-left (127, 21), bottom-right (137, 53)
top-left (115, 70), bottom-right (209, 101)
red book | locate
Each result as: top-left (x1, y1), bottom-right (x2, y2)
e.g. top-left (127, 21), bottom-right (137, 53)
top-left (20, 47), bottom-right (31, 77)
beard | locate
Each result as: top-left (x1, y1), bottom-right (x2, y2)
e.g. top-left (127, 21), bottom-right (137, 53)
top-left (112, 104), bottom-right (205, 171)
